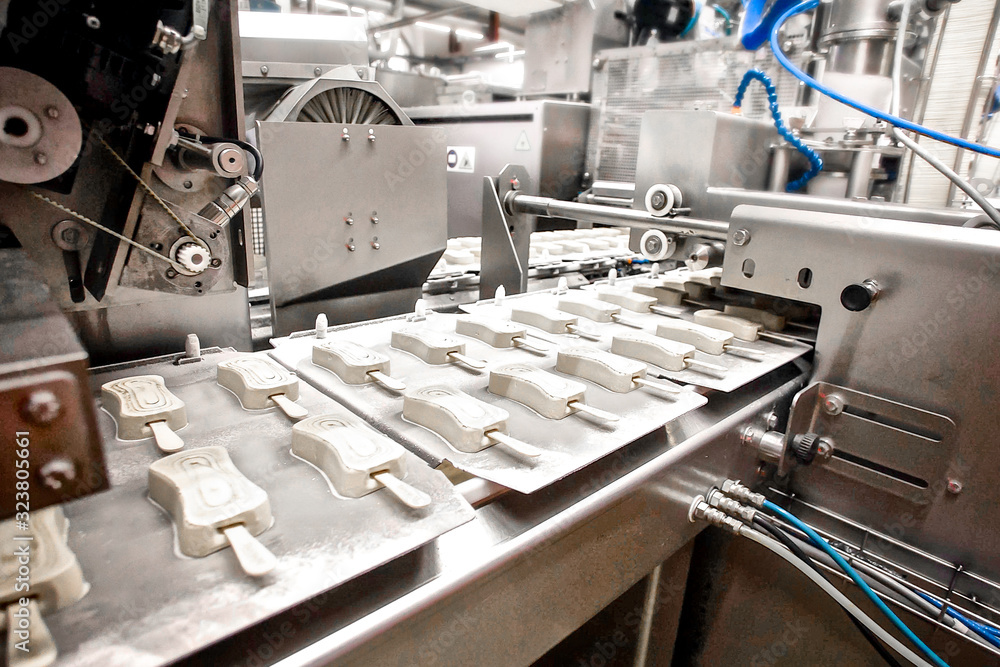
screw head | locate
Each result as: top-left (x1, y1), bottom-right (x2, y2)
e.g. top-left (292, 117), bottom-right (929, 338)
top-left (822, 394), bottom-right (844, 415)
top-left (45, 106), bottom-right (59, 119)
top-left (210, 258), bottom-right (222, 268)
top-left (260, 65), bottom-right (269, 75)
top-left (22, 390), bottom-right (61, 424)
top-left (344, 216), bottom-right (354, 225)
top-left (314, 66), bottom-right (322, 76)
top-left (816, 439), bottom-right (834, 462)
top-left (740, 425), bottom-right (757, 447)
top-left (166, 268), bottom-right (178, 278)
top-left (511, 177), bottom-right (520, 190)
top-left (371, 239), bottom-right (380, 250)
top-left (34, 152), bottom-right (47, 165)
top-left (732, 228), bottom-right (751, 246)
top-left (61, 227), bottom-right (80, 246)
top-left (39, 458), bottom-right (77, 490)
top-left (346, 242), bottom-right (355, 252)
top-left (765, 411), bottom-right (779, 430)
top-left (947, 478), bottom-right (963, 494)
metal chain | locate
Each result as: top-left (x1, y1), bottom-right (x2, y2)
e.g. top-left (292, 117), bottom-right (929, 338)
top-left (96, 136), bottom-right (209, 250)
top-left (30, 191), bottom-right (185, 272)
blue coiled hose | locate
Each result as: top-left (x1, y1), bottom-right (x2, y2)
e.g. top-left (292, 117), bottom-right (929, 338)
top-left (733, 68), bottom-right (823, 192)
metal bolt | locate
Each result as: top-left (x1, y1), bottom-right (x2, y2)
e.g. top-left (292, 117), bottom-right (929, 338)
top-left (346, 242), bottom-right (355, 252)
top-left (61, 227), bottom-right (80, 246)
top-left (511, 177), bottom-right (520, 190)
top-left (370, 214), bottom-right (379, 224)
top-left (34, 152), bottom-right (47, 165)
top-left (344, 216), bottom-right (354, 225)
top-left (166, 268), bottom-right (178, 278)
top-left (39, 458), bottom-right (76, 490)
top-left (314, 66), bottom-right (323, 76)
top-left (371, 239), bottom-right (380, 250)
top-left (22, 390), bottom-right (61, 424)
top-left (650, 191), bottom-right (666, 210)
top-left (368, 129), bottom-right (376, 143)
top-left (822, 394), bottom-right (844, 415)
top-left (947, 478), bottom-right (963, 494)
top-left (732, 228), bottom-right (751, 246)
top-left (357, 68), bottom-right (366, 78)
top-left (45, 106), bottom-right (59, 119)
top-left (260, 65), bottom-right (269, 75)
top-left (341, 128), bottom-right (350, 142)
top-left (209, 258), bottom-right (222, 268)
top-left (740, 425), bottom-right (757, 447)
top-left (816, 439), bottom-right (834, 462)
top-left (143, 124), bottom-right (157, 136)
top-left (765, 411), bottom-right (779, 430)
top-left (183, 180), bottom-right (193, 189)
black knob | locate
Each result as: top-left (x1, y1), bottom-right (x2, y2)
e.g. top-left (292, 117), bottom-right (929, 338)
top-left (792, 433), bottom-right (819, 465)
top-left (840, 279), bottom-right (880, 312)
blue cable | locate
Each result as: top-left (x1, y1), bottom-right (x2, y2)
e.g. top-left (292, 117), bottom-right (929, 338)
top-left (762, 500), bottom-right (951, 667)
top-left (768, 0), bottom-right (1000, 159)
top-left (915, 591), bottom-right (1000, 648)
top-left (711, 4), bottom-right (732, 35)
top-left (680, 1), bottom-right (702, 37)
top-left (733, 68), bottom-right (823, 191)
top-left (739, 0), bottom-right (800, 49)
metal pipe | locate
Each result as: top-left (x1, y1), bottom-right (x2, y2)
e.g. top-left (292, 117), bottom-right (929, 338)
top-left (369, 5), bottom-right (475, 32)
top-left (632, 564), bottom-right (663, 667)
top-left (505, 193), bottom-right (731, 240)
top-left (947, 0), bottom-right (1000, 204)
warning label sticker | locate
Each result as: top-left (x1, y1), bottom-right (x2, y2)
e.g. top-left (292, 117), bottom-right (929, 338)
top-left (514, 131), bottom-right (531, 151)
top-left (446, 146), bottom-right (476, 173)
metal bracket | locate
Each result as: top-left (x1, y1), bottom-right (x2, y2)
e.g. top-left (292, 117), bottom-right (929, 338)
top-left (786, 382), bottom-right (956, 503)
top-left (480, 164), bottom-right (534, 298)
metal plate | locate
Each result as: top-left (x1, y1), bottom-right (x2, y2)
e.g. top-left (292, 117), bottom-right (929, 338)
top-left (45, 348), bottom-right (473, 667)
top-left (461, 282), bottom-right (812, 393)
top-left (787, 382), bottom-right (958, 503)
top-left (269, 312), bottom-right (708, 494)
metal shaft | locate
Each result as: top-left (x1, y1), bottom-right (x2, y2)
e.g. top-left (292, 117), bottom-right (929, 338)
top-left (504, 193), bottom-right (730, 240)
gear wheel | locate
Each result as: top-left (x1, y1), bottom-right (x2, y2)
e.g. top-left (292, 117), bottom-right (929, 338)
top-left (175, 242), bottom-right (211, 274)
top-left (792, 433), bottom-right (819, 465)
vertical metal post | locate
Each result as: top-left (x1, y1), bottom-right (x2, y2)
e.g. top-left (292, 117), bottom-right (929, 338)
top-left (633, 564), bottom-right (663, 667)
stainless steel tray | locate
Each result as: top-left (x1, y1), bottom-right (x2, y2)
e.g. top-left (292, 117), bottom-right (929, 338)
top-left (47, 348), bottom-right (474, 667)
top-left (269, 312), bottom-right (708, 494)
top-left (461, 283), bottom-right (812, 393)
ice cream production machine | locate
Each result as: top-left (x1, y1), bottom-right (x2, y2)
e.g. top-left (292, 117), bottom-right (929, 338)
top-left (2, 0), bottom-right (1000, 665)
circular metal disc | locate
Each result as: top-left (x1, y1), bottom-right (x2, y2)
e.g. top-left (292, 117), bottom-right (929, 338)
top-left (0, 67), bottom-right (82, 184)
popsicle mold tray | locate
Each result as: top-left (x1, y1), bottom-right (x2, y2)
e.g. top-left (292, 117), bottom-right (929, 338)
top-left (43, 349), bottom-right (473, 667)
top-left (269, 311), bottom-right (709, 494)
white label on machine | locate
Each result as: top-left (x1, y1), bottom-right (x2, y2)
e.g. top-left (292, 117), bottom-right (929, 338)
top-left (446, 146), bottom-right (476, 173)
top-left (515, 131), bottom-right (531, 151)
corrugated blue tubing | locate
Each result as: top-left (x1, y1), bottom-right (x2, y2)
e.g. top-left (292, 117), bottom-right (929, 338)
top-left (770, 0), bottom-right (1000, 159)
top-left (733, 68), bottom-right (823, 192)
